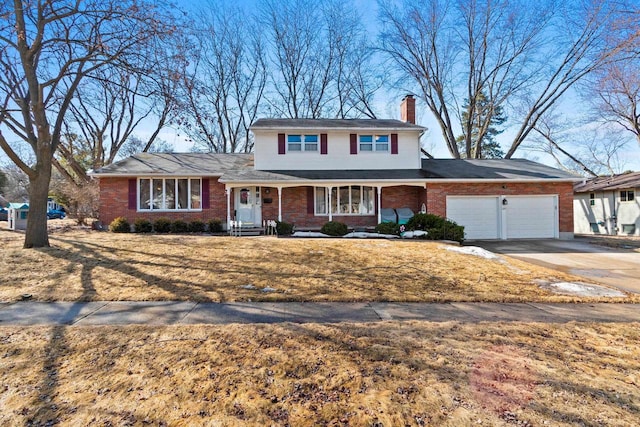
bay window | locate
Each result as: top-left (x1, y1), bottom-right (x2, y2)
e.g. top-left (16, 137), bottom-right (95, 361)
top-left (138, 178), bottom-right (202, 211)
top-left (315, 186), bottom-right (375, 215)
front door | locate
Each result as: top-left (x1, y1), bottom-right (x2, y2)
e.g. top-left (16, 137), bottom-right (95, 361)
top-left (235, 187), bottom-right (261, 226)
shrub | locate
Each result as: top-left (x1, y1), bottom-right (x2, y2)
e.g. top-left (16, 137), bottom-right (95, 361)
top-left (133, 218), bottom-right (152, 233)
top-left (425, 224), bottom-right (465, 243)
top-left (407, 213), bottom-right (465, 243)
top-left (171, 219), bottom-right (189, 233)
top-left (110, 216), bottom-right (131, 233)
top-left (208, 218), bottom-right (223, 233)
top-left (188, 220), bottom-right (205, 233)
top-left (375, 222), bottom-right (400, 236)
top-left (153, 217), bottom-right (171, 233)
top-left (406, 213), bottom-right (445, 231)
top-left (275, 220), bottom-right (294, 236)
top-left (321, 221), bottom-right (348, 236)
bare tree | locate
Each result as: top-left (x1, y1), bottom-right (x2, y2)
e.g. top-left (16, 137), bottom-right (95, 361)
top-left (378, 0), bottom-right (637, 159)
top-left (588, 60), bottom-right (640, 146)
top-left (527, 113), bottom-right (628, 176)
top-left (262, 0), bottom-right (381, 119)
top-left (0, 0), bottom-right (176, 247)
top-left (178, 2), bottom-right (267, 153)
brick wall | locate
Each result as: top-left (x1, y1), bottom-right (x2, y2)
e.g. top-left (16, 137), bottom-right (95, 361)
top-left (98, 177), bottom-right (228, 226)
top-left (99, 179), bottom-right (573, 233)
top-left (425, 182), bottom-right (574, 232)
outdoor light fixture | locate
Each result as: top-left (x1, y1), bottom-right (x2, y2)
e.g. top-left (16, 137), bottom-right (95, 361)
top-left (502, 198), bottom-right (508, 206)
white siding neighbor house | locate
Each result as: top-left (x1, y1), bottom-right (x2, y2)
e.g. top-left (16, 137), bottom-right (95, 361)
top-left (574, 172), bottom-right (640, 236)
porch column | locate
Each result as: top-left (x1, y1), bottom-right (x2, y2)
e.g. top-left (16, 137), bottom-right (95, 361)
top-left (377, 186), bottom-right (382, 224)
top-left (225, 186), bottom-right (232, 227)
top-left (277, 186), bottom-right (283, 222)
top-left (328, 186), bottom-right (333, 222)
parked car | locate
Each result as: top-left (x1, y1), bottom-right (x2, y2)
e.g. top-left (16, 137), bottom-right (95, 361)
top-left (0, 207), bottom-right (7, 221)
top-left (47, 209), bottom-right (66, 219)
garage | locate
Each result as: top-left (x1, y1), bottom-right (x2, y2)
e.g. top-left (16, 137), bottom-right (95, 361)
top-left (505, 195), bottom-right (557, 239)
top-left (446, 195), bottom-right (558, 240)
top-left (446, 196), bottom-right (500, 239)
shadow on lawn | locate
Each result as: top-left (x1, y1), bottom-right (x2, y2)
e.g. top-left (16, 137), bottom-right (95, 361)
top-left (27, 243), bottom-right (100, 425)
top-left (47, 235), bottom-right (448, 303)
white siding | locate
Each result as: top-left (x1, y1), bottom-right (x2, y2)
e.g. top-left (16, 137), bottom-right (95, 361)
top-left (574, 190), bottom-right (640, 236)
top-left (253, 130), bottom-right (422, 170)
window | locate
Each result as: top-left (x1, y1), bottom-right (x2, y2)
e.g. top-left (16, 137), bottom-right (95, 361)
top-left (287, 134), bottom-right (318, 152)
top-left (620, 190), bottom-right (635, 202)
top-left (589, 193), bottom-right (595, 206)
top-left (315, 186), bottom-right (375, 215)
top-left (359, 135), bottom-right (389, 152)
top-left (138, 178), bottom-right (202, 211)
top-left (621, 224), bottom-right (636, 235)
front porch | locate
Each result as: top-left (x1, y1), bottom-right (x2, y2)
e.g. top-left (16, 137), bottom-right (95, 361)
top-left (223, 183), bottom-right (427, 230)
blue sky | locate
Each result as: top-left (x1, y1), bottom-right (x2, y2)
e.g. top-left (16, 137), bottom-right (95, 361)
top-left (2, 0), bottom-right (638, 174)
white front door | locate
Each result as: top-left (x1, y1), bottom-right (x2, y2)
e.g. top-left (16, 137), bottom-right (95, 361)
top-left (235, 187), bottom-right (261, 226)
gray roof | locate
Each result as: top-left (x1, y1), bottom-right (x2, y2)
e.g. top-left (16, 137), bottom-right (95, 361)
top-left (420, 159), bottom-right (580, 180)
top-left (91, 153), bottom-right (578, 183)
top-left (251, 118), bottom-right (425, 131)
top-left (574, 171), bottom-right (640, 193)
top-left (90, 153), bottom-right (253, 176)
top-left (219, 168), bottom-right (430, 183)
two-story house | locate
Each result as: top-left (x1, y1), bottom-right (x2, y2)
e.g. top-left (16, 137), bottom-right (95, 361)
top-left (91, 96), bottom-right (579, 239)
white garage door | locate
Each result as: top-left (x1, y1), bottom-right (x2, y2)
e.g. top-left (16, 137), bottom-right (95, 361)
top-left (505, 196), bottom-right (557, 239)
top-left (446, 196), bottom-right (500, 240)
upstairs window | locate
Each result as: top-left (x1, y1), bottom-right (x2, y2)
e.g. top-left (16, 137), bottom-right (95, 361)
top-left (589, 193), bottom-right (595, 206)
top-left (359, 135), bottom-right (389, 152)
top-left (620, 190), bottom-right (635, 202)
top-left (287, 134), bottom-right (318, 152)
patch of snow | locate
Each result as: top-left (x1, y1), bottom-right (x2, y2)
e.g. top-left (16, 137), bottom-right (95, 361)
top-left (401, 230), bottom-right (428, 239)
top-left (444, 245), bottom-right (500, 260)
top-left (292, 231), bottom-right (330, 237)
top-left (344, 232), bottom-right (399, 239)
top-left (542, 281), bottom-right (626, 297)
top-left (241, 284), bottom-right (256, 290)
top-left (261, 287), bottom-right (277, 293)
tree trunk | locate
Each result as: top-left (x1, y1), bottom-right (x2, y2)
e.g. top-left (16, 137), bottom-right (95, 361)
top-left (24, 158), bottom-right (52, 248)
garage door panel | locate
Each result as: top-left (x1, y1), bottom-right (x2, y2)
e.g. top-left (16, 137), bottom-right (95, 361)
top-left (506, 196), bottom-right (556, 239)
top-left (446, 196), bottom-right (500, 240)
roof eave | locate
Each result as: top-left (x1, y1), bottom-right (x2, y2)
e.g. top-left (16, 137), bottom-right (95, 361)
top-left (250, 126), bottom-right (426, 132)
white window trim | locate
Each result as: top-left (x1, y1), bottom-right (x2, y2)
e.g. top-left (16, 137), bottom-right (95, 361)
top-left (138, 177), bottom-right (203, 212)
top-left (359, 134), bottom-right (390, 153)
top-left (620, 189), bottom-right (635, 202)
top-left (314, 186), bottom-right (376, 216)
top-left (287, 134), bottom-right (319, 153)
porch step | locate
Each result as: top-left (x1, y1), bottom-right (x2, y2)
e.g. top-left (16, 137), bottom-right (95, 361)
top-left (228, 227), bottom-right (265, 237)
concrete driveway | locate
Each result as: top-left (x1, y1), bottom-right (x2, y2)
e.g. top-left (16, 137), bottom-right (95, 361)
top-left (472, 238), bottom-right (640, 294)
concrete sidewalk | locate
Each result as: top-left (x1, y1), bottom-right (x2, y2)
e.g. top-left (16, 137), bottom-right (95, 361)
top-left (0, 301), bottom-right (639, 325)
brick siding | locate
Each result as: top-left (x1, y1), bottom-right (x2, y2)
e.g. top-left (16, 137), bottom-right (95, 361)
top-left (98, 177), bottom-right (228, 226)
top-left (99, 179), bottom-right (573, 233)
top-left (425, 182), bottom-right (574, 233)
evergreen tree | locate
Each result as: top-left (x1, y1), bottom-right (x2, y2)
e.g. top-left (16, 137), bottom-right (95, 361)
top-left (456, 93), bottom-right (507, 159)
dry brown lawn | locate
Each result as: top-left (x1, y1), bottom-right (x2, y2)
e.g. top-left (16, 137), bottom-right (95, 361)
top-left (1, 227), bottom-right (635, 303)
top-left (1, 321), bottom-right (639, 426)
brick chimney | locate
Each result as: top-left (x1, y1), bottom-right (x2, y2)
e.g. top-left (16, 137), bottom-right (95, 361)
top-left (400, 94), bottom-right (416, 124)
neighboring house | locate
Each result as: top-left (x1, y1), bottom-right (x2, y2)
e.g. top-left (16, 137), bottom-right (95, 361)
top-left (91, 96), bottom-right (579, 240)
top-left (574, 172), bottom-right (640, 236)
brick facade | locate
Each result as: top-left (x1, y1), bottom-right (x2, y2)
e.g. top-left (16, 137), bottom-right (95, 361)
top-left (425, 182), bottom-right (574, 233)
top-left (98, 177), bottom-right (228, 226)
top-left (99, 178), bottom-right (573, 234)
